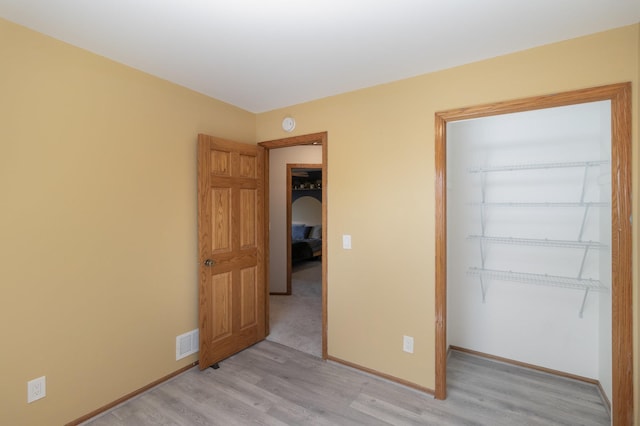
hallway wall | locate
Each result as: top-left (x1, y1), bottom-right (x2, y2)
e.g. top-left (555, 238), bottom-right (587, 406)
top-left (268, 145), bottom-right (322, 293)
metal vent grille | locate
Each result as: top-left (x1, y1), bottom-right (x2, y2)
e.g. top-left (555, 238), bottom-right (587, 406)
top-left (176, 329), bottom-right (199, 360)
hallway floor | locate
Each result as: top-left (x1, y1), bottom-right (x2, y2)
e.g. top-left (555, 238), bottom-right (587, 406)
top-left (267, 260), bottom-right (322, 357)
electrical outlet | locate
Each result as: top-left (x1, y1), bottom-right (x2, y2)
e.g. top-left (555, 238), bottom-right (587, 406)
top-left (403, 336), bottom-right (414, 354)
top-left (27, 376), bottom-right (46, 403)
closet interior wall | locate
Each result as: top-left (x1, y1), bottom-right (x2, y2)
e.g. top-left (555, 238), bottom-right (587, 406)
top-left (446, 101), bottom-right (612, 400)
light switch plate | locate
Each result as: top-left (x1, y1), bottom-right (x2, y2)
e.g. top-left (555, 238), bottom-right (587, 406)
top-left (342, 235), bottom-right (352, 249)
top-left (403, 336), bottom-right (414, 353)
top-left (27, 376), bottom-right (46, 403)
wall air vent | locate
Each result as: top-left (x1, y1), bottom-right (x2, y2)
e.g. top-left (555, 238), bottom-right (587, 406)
top-left (176, 329), bottom-right (199, 360)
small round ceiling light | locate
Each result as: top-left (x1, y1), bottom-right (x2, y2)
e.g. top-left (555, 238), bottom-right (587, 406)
top-left (282, 116), bottom-right (296, 132)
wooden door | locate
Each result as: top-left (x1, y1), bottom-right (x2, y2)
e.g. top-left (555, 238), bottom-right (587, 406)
top-left (197, 134), bottom-right (266, 369)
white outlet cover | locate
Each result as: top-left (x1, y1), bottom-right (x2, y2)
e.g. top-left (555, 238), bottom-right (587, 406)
top-left (27, 376), bottom-right (46, 403)
top-left (403, 336), bottom-right (414, 354)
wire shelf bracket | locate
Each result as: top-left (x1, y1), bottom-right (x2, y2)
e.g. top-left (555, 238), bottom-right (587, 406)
top-left (467, 159), bottom-right (610, 318)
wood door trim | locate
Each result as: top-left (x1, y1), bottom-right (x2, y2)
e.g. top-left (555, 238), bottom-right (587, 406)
top-left (259, 132), bottom-right (329, 359)
top-left (263, 148), bottom-right (271, 335)
top-left (286, 163), bottom-right (323, 295)
top-left (260, 132), bottom-right (326, 149)
top-left (449, 345), bottom-right (600, 385)
top-left (434, 83), bottom-right (633, 425)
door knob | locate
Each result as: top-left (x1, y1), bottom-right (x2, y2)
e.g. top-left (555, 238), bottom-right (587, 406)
top-left (204, 259), bottom-right (214, 267)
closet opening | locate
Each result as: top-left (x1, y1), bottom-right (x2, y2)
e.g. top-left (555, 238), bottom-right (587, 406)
top-left (434, 83), bottom-right (632, 425)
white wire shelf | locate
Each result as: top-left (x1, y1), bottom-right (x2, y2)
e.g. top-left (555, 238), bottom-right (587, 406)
top-left (465, 158), bottom-right (610, 317)
top-left (467, 235), bottom-right (609, 249)
top-left (467, 267), bottom-right (608, 292)
top-left (468, 160), bottom-right (610, 173)
top-left (470, 201), bottom-right (609, 207)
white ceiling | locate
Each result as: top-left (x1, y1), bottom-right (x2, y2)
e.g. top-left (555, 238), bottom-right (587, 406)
top-left (1, 0), bottom-right (639, 113)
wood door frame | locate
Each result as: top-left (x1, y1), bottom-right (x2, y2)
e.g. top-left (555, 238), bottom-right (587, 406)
top-left (434, 83), bottom-right (633, 424)
top-left (287, 163), bottom-right (322, 295)
top-left (259, 132), bottom-right (328, 359)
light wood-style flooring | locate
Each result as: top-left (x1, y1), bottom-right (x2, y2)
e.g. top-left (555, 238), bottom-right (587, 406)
top-left (84, 341), bottom-right (609, 425)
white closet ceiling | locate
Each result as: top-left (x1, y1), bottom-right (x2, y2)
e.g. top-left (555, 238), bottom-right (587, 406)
top-left (1, 0), bottom-right (638, 113)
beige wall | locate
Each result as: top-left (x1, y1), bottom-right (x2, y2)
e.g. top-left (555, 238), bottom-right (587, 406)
top-left (0, 18), bottom-right (255, 425)
top-left (2, 15), bottom-right (639, 425)
top-left (258, 23), bottom-right (639, 416)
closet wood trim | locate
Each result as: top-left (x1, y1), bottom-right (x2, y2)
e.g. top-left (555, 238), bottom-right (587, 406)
top-left (434, 82), bottom-right (632, 426)
top-left (449, 345), bottom-right (600, 384)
